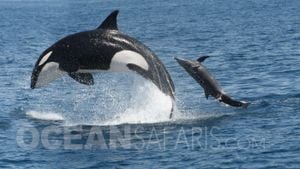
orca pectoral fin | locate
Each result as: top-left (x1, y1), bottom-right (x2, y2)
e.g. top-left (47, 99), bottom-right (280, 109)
top-left (68, 72), bottom-right (94, 85)
top-left (197, 56), bottom-right (210, 63)
top-left (127, 64), bottom-right (149, 80)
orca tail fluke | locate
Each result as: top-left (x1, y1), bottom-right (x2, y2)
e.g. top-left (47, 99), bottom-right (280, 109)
top-left (169, 112), bottom-right (173, 119)
top-left (169, 100), bottom-right (176, 119)
top-left (169, 103), bottom-right (174, 119)
top-left (220, 94), bottom-right (249, 108)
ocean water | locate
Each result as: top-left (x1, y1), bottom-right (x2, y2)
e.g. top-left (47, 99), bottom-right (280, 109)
top-left (1, 0), bottom-right (300, 168)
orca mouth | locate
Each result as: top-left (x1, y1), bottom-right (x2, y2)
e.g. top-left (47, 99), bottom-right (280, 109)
top-left (30, 62), bottom-right (66, 89)
top-left (30, 66), bottom-right (41, 89)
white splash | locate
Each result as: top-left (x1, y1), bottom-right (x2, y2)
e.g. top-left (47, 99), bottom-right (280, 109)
top-left (27, 74), bottom-right (177, 126)
top-left (102, 80), bottom-right (174, 125)
top-left (26, 110), bottom-right (64, 121)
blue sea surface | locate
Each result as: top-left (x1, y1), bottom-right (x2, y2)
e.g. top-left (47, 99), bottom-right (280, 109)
top-left (1, 0), bottom-right (300, 168)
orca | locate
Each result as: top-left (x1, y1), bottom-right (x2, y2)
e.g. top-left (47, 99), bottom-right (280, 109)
top-left (175, 56), bottom-right (249, 108)
top-left (31, 10), bottom-right (175, 113)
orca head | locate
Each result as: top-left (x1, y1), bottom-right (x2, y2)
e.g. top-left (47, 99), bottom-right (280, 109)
top-left (31, 48), bottom-right (66, 89)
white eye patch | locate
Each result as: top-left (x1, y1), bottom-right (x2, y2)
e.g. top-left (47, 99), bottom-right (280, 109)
top-left (39, 51), bottom-right (53, 66)
top-left (110, 50), bottom-right (149, 72)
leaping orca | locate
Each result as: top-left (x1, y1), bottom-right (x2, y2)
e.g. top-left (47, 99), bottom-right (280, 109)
top-left (31, 10), bottom-right (175, 113)
top-left (175, 56), bottom-right (249, 108)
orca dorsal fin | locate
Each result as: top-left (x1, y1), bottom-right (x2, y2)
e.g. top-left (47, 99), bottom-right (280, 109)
top-left (197, 56), bottom-right (210, 63)
top-left (97, 10), bottom-right (119, 30)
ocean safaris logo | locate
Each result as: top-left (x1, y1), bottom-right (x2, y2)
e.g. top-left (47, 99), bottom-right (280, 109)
top-left (16, 125), bottom-right (267, 151)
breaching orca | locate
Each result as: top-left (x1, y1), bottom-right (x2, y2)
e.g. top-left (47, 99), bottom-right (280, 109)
top-left (175, 56), bottom-right (249, 108)
top-left (31, 10), bottom-right (175, 113)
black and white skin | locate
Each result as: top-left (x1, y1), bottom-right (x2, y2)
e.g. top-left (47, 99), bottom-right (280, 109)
top-left (31, 10), bottom-right (175, 115)
top-left (175, 56), bottom-right (249, 108)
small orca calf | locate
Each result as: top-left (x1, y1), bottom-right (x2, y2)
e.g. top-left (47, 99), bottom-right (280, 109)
top-left (175, 56), bottom-right (249, 108)
top-left (30, 10), bottom-right (175, 114)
